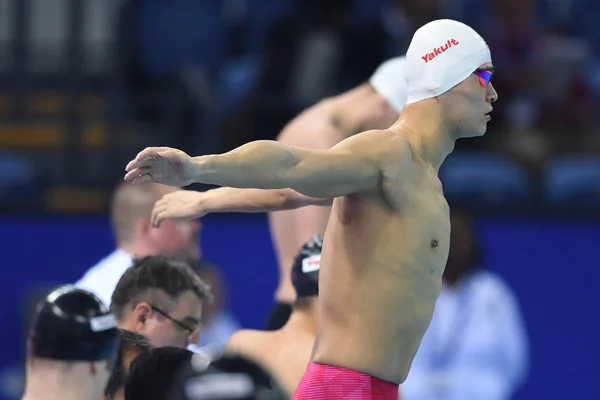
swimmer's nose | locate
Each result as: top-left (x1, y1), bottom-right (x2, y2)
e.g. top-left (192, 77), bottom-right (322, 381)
top-left (487, 83), bottom-right (498, 103)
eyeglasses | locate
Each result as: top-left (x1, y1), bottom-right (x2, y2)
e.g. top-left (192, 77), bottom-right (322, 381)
top-left (150, 304), bottom-right (196, 335)
top-left (474, 69), bottom-right (493, 87)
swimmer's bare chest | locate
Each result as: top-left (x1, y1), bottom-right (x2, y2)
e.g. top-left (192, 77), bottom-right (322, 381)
top-left (312, 167), bottom-right (450, 383)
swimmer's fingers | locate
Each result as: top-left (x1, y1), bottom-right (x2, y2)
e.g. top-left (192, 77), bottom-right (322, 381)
top-left (152, 208), bottom-right (199, 228)
top-left (152, 195), bottom-right (203, 228)
top-left (124, 147), bottom-right (172, 183)
top-left (125, 147), bottom-right (169, 172)
top-left (125, 167), bottom-right (154, 184)
top-left (151, 202), bottom-right (164, 228)
top-left (125, 147), bottom-right (197, 186)
top-left (151, 200), bottom-right (175, 228)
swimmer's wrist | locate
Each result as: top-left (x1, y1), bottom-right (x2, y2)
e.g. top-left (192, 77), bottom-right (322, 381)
top-left (191, 155), bottom-right (217, 183)
top-left (198, 188), bottom-right (221, 213)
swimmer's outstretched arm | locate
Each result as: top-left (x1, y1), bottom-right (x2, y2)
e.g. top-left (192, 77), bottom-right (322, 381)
top-left (125, 132), bottom-right (388, 199)
top-left (151, 187), bottom-right (332, 227)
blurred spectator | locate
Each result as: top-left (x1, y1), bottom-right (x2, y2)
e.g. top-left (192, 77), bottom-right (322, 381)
top-left (287, 0), bottom-right (356, 104)
top-left (0, 287), bottom-right (58, 400)
top-left (220, 0), bottom-right (359, 150)
top-left (104, 329), bottom-right (153, 400)
top-left (22, 286), bottom-right (119, 400)
top-left (472, 0), bottom-right (598, 167)
top-left (113, 0), bottom-right (225, 153)
top-left (382, 0), bottom-right (443, 56)
top-left (189, 261), bottom-right (241, 358)
top-left (401, 209), bottom-right (529, 400)
top-left (110, 256), bottom-right (211, 348)
top-left (76, 181), bottom-right (201, 307)
top-left (124, 346), bottom-right (194, 400)
top-left (475, 0), bottom-right (550, 145)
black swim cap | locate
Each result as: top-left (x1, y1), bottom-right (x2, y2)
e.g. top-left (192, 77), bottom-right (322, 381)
top-left (171, 354), bottom-right (286, 400)
top-left (291, 234), bottom-right (323, 299)
top-left (29, 285), bottom-right (119, 362)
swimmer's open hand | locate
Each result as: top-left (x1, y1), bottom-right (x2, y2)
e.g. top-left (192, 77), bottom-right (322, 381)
top-left (124, 147), bottom-right (198, 186)
top-left (151, 190), bottom-right (207, 228)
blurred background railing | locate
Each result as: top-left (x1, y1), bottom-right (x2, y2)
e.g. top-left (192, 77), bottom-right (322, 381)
top-left (1, 0), bottom-right (600, 399)
top-left (1, 0), bottom-right (599, 215)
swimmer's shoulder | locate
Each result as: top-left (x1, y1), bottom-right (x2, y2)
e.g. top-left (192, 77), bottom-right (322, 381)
top-left (223, 329), bottom-right (272, 356)
top-left (334, 129), bottom-right (412, 163)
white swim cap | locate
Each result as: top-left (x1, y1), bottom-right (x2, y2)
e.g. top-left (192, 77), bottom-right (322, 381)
top-left (405, 19), bottom-right (491, 104)
top-left (369, 56), bottom-right (408, 113)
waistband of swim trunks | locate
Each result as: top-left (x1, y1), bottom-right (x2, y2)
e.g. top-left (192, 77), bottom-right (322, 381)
top-left (307, 362), bottom-right (399, 389)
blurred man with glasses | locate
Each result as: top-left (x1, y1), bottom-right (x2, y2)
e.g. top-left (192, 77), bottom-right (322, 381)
top-left (109, 256), bottom-right (212, 348)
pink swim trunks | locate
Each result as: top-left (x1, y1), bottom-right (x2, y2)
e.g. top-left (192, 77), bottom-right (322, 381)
top-left (292, 362), bottom-right (399, 400)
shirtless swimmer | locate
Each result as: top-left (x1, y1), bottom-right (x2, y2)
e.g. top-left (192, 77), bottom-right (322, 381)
top-left (149, 56), bottom-right (408, 331)
top-left (124, 19), bottom-right (497, 399)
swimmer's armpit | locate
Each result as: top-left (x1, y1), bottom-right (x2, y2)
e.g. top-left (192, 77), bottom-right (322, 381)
top-left (196, 137), bottom-right (383, 198)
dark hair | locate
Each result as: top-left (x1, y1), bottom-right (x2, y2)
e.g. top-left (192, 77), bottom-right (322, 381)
top-left (124, 346), bottom-right (194, 400)
top-left (105, 329), bottom-right (153, 400)
top-left (110, 256), bottom-right (212, 321)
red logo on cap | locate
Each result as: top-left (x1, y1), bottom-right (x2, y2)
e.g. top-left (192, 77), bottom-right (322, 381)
top-left (421, 39), bottom-right (459, 63)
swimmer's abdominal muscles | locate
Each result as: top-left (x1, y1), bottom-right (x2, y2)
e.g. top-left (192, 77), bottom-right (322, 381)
top-left (195, 139), bottom-right (382, 198)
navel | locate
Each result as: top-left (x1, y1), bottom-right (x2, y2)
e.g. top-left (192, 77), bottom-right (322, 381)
top-left (431, 239), bottom-right (439, 249)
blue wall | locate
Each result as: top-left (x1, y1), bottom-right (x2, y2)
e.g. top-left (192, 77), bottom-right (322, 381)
top-left (0, 215), bottom-right (598, 399)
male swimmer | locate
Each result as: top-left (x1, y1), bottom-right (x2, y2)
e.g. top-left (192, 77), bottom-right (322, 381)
top-left (224, 235), bottom-right (323, 396)
top-left (124, 19), bottom-right (497, 399)
top-left (150, 56), bottom-right (408, 330)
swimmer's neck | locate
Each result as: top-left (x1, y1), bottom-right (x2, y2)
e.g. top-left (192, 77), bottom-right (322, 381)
top-left (23, 364), bottom-right (101, 400)
top-left (283, 303), bottom-right (319, 334)
top-left (389, 104), bottom-right (456, 172)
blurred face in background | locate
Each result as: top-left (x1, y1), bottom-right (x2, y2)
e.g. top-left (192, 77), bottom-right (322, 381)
top-left (115, 183), bottom-right (202, 262)
top-left (145, 187), bottom-right (202, 261)
top-left (148, 217), bottom-right (201, 260)
top-left (130, 291), bottom-right (203, 348)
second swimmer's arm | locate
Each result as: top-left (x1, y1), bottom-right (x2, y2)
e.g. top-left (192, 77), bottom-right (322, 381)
top-left (152, 187), bottom-right (332, 227)
top-left (202, 187), bottom-right (332, 213)
top-left (193, 137), bottom-right (382, 198)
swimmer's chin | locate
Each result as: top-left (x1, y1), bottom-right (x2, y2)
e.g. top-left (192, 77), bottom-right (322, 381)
top-left (470, 125), bottom-right (488, 137)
